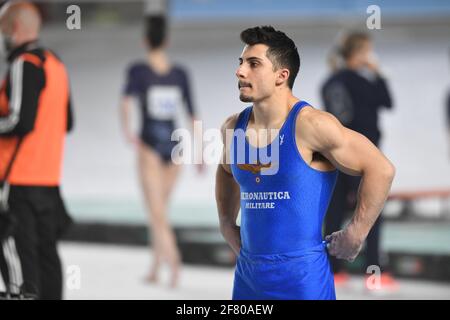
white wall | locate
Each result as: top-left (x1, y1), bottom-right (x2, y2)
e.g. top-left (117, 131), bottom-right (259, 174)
top-left (37, 21), bottom-right (450, 212)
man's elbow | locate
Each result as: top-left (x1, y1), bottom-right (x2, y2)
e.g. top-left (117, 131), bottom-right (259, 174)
top-left (382, 160), bottom-right (396, 182)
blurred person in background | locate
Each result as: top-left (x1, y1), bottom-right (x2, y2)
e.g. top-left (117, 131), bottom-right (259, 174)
top-left (0, 1), bottom-right (73, 299)
top-left (447, 48), bottom-right (450, 158)
top-left (447, 92), bottom-right (450, 158)
top-left (119, 15), bottom-right (201, 288)
top-left (321, 31), bottom-right (397, 290)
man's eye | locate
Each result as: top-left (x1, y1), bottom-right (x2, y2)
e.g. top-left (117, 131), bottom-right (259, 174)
top-left (250, 62), bottom-right (258, 67)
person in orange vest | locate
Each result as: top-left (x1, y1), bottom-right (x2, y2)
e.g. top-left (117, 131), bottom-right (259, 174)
top-left (0, 1), bottom-right (73, 299)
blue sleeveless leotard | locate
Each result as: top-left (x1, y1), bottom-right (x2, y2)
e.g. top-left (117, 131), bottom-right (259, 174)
top-left (230, 101), bottom-right (338, 300)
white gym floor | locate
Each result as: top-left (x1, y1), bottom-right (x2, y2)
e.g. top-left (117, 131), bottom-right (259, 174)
top-left (60, 242), bottom-right (450, 300)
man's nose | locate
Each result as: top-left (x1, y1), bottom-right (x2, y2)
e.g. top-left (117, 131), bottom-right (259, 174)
top-left (236, 65), bottom-right (246, 79)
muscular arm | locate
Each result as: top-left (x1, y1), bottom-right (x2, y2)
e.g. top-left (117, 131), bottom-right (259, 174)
top-left (215, 114), bottom-right (241, 255)
top-left (300, 109), bottom-right (395, 261)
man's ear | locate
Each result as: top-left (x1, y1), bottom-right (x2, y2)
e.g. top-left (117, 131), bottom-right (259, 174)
top-left (11, 18), bottom-right (20, 35)
top-left (275, 68), bottom-right (290, 87)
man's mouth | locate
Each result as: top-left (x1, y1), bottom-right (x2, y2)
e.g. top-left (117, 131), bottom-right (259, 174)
top-left (238, 82), bottom-right (252, 89)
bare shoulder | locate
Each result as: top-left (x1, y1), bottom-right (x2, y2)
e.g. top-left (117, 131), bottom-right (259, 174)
top-left (220, 113), bottom-right (240, 154)
top-left (296, 106), bottom-right (345, 151)
top-left (220, 113), bottom-right (240, 136)
top-left (297, 107), bottom-right (341, 129)
top-left (220, 113), bottom-right (240, 174)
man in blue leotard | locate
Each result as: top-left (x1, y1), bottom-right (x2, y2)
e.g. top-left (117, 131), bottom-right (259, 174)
top-left (215, 26), bottom-right (396, 300)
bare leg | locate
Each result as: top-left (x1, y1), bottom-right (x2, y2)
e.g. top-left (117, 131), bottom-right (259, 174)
top-left (161, 163), bottom-right (182, 287)
top-left (137, 143), bottom-right (181, 287)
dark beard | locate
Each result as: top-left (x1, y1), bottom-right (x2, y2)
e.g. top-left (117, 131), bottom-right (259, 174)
top-left (239, 93), bottom-right (254, 102)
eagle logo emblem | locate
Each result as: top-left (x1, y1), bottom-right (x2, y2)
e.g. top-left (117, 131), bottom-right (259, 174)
top-left (237, 162), bottom-right (272, 174)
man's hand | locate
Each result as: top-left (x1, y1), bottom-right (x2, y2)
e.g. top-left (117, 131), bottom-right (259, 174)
top-left (364, 52), bottom-right (380, 74)
top-left (325, 225), bottom-right (364, 262)
top-left (220, 223), bottom-right (241, 256)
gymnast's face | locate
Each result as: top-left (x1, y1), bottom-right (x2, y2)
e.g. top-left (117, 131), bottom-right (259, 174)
top-left (236, 44), bottom-right (281, 103)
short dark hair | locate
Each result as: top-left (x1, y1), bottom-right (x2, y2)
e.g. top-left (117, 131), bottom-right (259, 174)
top-left (240, 26), bottom-right (300, 89)
top-left (145, 15), bottom-right (167, 49)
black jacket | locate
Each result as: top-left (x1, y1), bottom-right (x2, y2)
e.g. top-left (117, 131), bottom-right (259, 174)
top-left (321, 68), bottom-right (392, 145)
